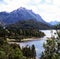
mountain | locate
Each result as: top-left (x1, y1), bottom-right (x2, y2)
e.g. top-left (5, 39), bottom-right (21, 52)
top-left (7, 19), bottom-right (51, 29)
top-left (11, 7), bottom-right (47, 24)
top-left (0, 7), bottom-right (51, 29)
top-left (49, 21), bottom-right (59, 25)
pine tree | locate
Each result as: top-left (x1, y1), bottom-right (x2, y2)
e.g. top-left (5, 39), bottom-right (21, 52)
top-left (40, 30), bottom-right (60, 59)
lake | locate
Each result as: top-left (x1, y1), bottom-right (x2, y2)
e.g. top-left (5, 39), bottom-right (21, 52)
top-left (18, 30), bottom-right (57, 59)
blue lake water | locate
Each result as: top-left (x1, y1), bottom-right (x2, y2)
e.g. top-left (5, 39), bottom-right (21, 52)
top-left (19, 30), bottom-right (56, 59)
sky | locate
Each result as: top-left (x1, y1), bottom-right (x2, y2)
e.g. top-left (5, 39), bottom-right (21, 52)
top-left (0, 0), bottom-right (60, 22)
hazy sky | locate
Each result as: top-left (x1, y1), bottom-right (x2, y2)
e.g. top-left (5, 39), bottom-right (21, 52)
top-left (0, 0), bottom-right (60, 22)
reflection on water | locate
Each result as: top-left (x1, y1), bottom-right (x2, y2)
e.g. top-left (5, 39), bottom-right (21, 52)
top-left (19, 30), bottom-right (57, 59)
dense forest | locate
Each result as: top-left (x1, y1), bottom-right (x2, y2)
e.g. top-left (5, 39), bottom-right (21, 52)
top-left (0, 26), bottom-right (45, 41)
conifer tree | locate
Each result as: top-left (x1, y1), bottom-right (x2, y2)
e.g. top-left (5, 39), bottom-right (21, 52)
top-left (40, 30), bottom-right (60, 59)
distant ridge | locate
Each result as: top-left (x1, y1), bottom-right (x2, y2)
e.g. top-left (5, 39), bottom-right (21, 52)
top-left (49, 21), bottom-right (60, 25)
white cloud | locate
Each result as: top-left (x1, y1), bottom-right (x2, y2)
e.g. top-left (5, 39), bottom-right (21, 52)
top-left (0, 0), bottom-right (31, 12)
top-left (45, 0), bottom-right (53, 4)
top-left (0, 0), bottom-right (60, 22)
top-left (53, 0), bottom-right (60, 6)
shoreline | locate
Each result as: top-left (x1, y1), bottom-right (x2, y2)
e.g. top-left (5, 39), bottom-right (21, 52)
top-left (21, 37), bottom-right (43, 42)
top-left (8, 36), bottom-right (46, 44)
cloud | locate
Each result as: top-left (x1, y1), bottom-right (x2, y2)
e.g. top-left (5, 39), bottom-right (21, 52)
top-left (40, 0), bottom-right (53, 5)
top-left (53, 0), bottom-right (60, 6)
top-left (0, 0), bottom-right (7, 4)
top-left (0, 0), bottom-right (60, 22)
top-left (0, 0), bottom-right (31, 12)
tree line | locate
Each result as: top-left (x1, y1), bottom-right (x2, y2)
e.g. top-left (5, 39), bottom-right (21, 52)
top-left (0, 26), bottom-right (45, 41)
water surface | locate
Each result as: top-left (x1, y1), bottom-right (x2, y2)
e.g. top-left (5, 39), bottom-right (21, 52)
top-left (19, 30), bottom-right (56, 59)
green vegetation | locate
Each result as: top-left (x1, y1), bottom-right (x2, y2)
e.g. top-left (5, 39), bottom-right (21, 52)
top-left (40, 30), bottom-right (60, 59)
top-left (7, 28), bottom-right (45, 40)
top-left (22, 45), bottom-right (36, 59)
top-left (0, 37), bottom-right (36, 59)
top-left (0, 37), bottom-right (25, 59)
top-left (0, 26), bottom-right (38, 59)
top-left (0, 25), bottom-right (45, 41)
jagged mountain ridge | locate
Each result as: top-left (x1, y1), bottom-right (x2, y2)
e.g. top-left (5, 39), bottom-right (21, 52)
top-left (0, 7), bottom-right (51, 29)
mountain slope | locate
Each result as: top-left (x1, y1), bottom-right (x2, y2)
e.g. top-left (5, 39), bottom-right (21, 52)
top-left (7, 19), bottom-right (50, 29)
top-left (0, 7), bottom-right (51, 29)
